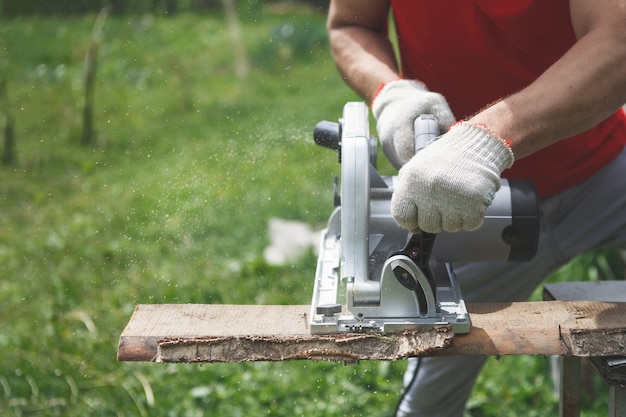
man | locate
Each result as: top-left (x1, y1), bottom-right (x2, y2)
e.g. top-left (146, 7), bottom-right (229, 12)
top-left (327, 1), bottom-right (626, 416)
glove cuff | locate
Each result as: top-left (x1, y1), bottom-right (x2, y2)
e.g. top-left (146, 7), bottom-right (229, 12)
top-left (371, 79), bottom-right (427, 118)
top-left (449, 121), bottom-right (515, 172)
top-left (371, 78), bottom-right (402, 106)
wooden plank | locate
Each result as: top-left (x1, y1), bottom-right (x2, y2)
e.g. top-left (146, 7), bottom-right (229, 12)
top-left (545, 281), bottom-right (626, 387)
top-left (117, 301), bottom-right (626, 363)
top-left (117, 304), bottom-right (453, 363)
top-left (440, 301), bottom-right (626, 357)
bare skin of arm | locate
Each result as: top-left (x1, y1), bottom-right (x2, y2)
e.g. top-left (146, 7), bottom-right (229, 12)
top-left (327, 0), bottom-right (396, 103)
top-left (327, 0), bottom-right (626, 159)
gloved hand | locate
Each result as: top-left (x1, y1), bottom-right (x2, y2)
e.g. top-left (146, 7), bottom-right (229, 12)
top-left (391, 121), bottom-right (514, 233)
top-left (372, 79), bottom-right (455, 169)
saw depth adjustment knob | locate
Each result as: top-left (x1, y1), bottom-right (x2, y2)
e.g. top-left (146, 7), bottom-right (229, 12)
top-left (392, 264), bottom-right (419, 291)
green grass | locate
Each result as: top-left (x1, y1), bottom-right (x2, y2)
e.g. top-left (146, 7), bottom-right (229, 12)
top-left (0, 7), bottom-right (622, 417)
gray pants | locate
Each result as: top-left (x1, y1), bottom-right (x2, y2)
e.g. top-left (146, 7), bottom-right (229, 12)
top-left (396, 146), bottom-right (626, 417)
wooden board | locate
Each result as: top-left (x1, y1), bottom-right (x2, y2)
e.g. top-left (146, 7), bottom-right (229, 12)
top-left (117, 301), bottom-right (626, 363)
top-left (439, 301), bottom-right (626, 357)
top-left (544, 281), bottom-right (626, 386)
top-left (117, 304), bottom-right (453, 363)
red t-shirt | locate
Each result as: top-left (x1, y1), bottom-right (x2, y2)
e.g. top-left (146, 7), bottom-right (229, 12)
top-left (391, 0), bottom-right (626, 197)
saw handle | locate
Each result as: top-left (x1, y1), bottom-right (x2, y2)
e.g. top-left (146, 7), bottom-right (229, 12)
top-left (314, 114), bottom-right (438, 154)
top-left (314, 118), bottom-right (378, 167)
top-left (414, 114), bottom-right (440, 154)
top-left (314, 120), bottom-right (340, 150)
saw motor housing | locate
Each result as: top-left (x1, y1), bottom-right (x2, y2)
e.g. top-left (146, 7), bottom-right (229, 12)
top-left (310, 102), bottom-right (539, 334)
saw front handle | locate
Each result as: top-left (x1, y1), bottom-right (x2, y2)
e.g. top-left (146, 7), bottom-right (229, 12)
top-left (313, 120), bottom-right (341, 150)
top-left (314, 117), bottom-right (378, 168)
top-left (315, 113), bottom-right (440, 157)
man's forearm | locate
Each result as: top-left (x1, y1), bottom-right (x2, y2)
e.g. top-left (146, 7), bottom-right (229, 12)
top-left (328, 26), bottom-right (400, 103)
top-left (471, 25), bottom-right (626, 159)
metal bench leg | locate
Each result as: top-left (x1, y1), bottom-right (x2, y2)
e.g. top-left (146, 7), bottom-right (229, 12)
top-left (609, 385), bottom-right (626, 417)
top-left (560, 356), bottom-right (581, 417)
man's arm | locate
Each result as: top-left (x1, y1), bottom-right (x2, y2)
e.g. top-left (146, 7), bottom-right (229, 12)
top-left (327, 0), bottom-right (398, 103)
top-left (471, 0), bottom-right (626, 159)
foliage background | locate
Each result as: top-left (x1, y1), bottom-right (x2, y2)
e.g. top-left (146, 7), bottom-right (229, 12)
top-left (0, 3), bottom-right (623, 416)
top-left (0, 0), bottom-right (327, 17)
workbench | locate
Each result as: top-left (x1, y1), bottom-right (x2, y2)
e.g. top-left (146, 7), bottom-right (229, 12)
top-left (118, 282), bottom-right (626, 415)
top-left (544, 281), bottom-right (626, 417)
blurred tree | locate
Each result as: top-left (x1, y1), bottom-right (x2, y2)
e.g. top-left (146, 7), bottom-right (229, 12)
top-left (223, 0), bottom-right (249, 79)
top-left (81, 6), bottom-right (110, 145)
top-left (1, 78), bottom-right (15, 165)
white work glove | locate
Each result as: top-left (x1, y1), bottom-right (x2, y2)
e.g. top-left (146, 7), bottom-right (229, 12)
top-left (372, 79), bottom-right (455, 169)
top-left (391, 121), bottom-right (515, 233)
